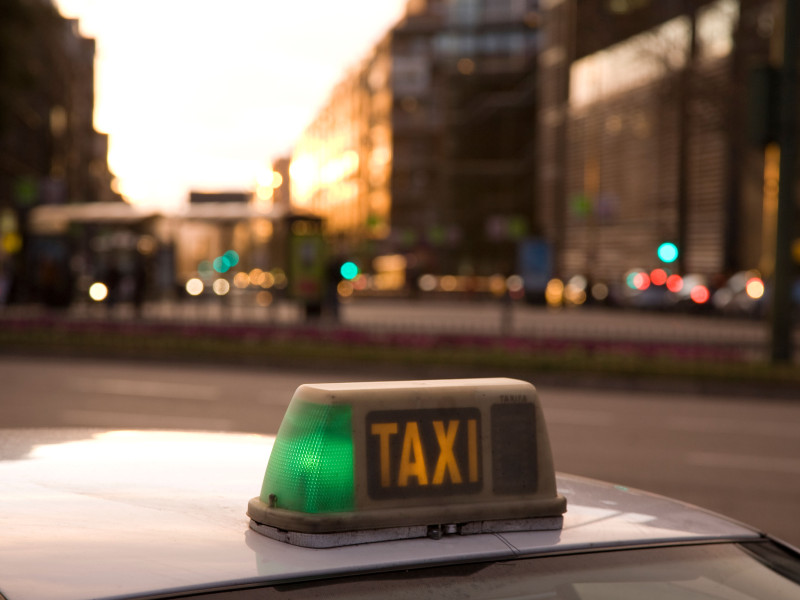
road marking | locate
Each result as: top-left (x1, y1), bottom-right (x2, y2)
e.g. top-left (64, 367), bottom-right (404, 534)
top-left (544, 408), bottom-right (615, 427)
top-left (686, 452), bottom-right (800, 475)
top-left (67, 378), bottom-right (219, 402)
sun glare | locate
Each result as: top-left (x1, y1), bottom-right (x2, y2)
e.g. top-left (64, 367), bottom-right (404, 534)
top-left (54, 0), bottom-right (408, 210)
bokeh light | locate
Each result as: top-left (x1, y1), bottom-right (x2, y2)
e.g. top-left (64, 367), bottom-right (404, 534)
top-left (212, 278), bottom-right (230, 296)
top-left (657, 242), bottom-right (679, 263)
top-left (631, 271), bottom-right (650, 291)
top-left (89, 282), bottom-right (108, 301)
top-left (650, 268), bottom-right (667, 286)
top-left (224, 250), bottom-right (240, 267)
top-left (185, 278), bottom-right (204, 296)
top-left (418, 274), bottom-right (437, 292)
top-left (488, 274), bottom-right (506, 297)
top-left (272, 269), bottom-right (288, 289)
top-left (690, 285), bottom-right (710, 304)
top-left (457, 58), bottom-right (475, 75)
top-left (440, 275), bottom-right (458, 292)
top-left (233, 272), bottom-right (250, 289)
top-left (198, 260), bottom-right (213, 279)
top-left (337, 280), bottom-right (354, 298)
top-left (136, 235), bottom-right (156, 255)
top-left (260, 271), bottom-right (276, 288)
top-left (591, 282), bottom-right (609, 301)
top-left (213, 250), bottom-right (240, 274)
top-left (666, 274), bottom-right (684, 293)
top-left (564, 275), bottom-right (587, 305)
top-left (506, 275), bottom-right (525, 300)
top-left (213, 256), bottom-right (230, 274)
top-left (256, 291), bottom-right (273, 307)
top-left (545, 278), bottom-right (564, 307)
top-left (745, 277), bottom-right (765, 300)
top-left (625, 269), bottom-right (642, 290)
top-left (253, 219), bottom-right (273, 241)
top-left (2, 232), bottom-right (22, 254)
top-left (340, 261), bottom-right (359, 281)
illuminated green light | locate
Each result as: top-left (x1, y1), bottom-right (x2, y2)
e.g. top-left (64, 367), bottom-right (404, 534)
top-left (213, 256), bottom-right (230, 273)
top-left (657, 242), bottom-right (679, 264)
top-left (340, 261), bottom-right (358, 280)
top-left (198, 260), bottom-right (213, 277)
top-left (260, 401), bottom-right (354, 514)
top-left (224, 250), bottom-right (240, 267)
top-left (625, 271), bottom-right (641, 289)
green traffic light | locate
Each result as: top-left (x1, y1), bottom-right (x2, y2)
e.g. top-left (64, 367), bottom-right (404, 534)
top-left (340, 261), bottom-right (359, 280)
top-left (657, 242), bottom-right (679, 264)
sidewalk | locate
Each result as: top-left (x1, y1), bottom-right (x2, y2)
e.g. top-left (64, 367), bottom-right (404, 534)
top-left (0, 295), bottom-right (790, 358)
top-left (2, 298), bottom-right (798, 397)
top-left (5, 294), bottom-right (778, 346)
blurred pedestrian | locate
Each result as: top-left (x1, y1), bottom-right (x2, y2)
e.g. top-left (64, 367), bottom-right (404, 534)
top-left (105, 260), bottom-right (121, 309)
top-left (324, 257), bottom-right (341, 322)
top-left (132, 255), bottom-right (147, 318)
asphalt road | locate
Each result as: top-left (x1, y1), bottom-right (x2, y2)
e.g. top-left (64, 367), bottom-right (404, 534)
top-left (2, 355), bottom-right (798, 547)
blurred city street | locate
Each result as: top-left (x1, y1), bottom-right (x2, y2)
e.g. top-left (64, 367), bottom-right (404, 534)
top-left (2, 2), bottom-right (800, 591)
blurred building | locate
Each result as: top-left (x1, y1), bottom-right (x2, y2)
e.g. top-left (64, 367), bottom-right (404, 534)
top-left (290, 60), bottom-right (375, 251)
top-left (175, 191), bottom-right (256, 286)
top-left (537, 0), bottom-right (793, 287)
top-left (290, 0), bottom-right (541, 277)
top-left (270, 157), bottom-right (292, 212)
top-left (0, 0), bottom-right (120, 306)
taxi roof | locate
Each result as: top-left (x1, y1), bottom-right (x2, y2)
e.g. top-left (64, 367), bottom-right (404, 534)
top-left (0, 428), bottom-right (760, 600)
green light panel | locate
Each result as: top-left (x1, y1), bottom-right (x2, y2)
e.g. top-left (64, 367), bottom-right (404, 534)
top-left (260, 401), bottom-right (354, 514)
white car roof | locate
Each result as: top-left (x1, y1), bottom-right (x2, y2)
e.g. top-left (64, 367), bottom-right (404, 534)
top-left (0, 429), bottom-right (760, 600)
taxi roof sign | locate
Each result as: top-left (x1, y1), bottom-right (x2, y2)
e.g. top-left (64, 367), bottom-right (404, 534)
top-left (248, 378), bottom-right (566, 547)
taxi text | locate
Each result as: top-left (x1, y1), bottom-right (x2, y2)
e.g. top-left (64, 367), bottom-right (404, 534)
top-left (365, 408), bottom-right (482, 499)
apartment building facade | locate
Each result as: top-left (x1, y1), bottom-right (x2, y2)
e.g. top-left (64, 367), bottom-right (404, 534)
top-left (536, 0), bottom-right (788, 285)
top-left (0, 0), bottom-right (119, 305)
top-left (290, 0), bottom-right (541, 276)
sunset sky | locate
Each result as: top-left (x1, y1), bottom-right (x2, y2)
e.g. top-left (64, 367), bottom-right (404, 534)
top-left (54, 0), bottom-right (408, 210)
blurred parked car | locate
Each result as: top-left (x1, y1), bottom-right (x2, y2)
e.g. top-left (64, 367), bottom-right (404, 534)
top-left (712, 270), bottom-right (766, 318)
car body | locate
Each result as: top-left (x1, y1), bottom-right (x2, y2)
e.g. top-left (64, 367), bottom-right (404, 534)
top-left (2, 379), bottom-right (800, 599)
